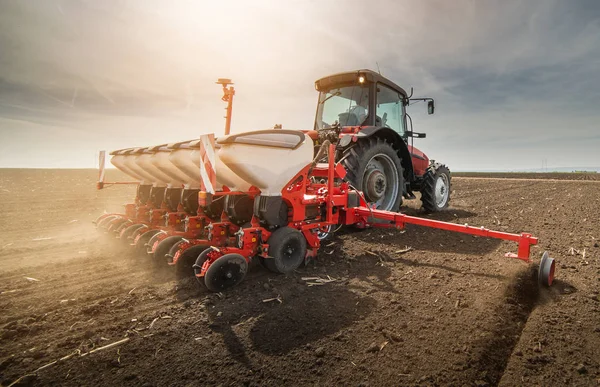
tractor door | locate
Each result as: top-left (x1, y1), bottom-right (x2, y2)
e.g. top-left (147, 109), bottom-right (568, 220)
top-left (375, 83), bottom-right (405, 137)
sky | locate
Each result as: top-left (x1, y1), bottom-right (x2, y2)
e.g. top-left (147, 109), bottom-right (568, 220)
top-left (0, 0), bottom-right (599, 171)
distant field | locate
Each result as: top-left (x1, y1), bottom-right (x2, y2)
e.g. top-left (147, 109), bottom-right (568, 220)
top-left (453, 171), bottom-right (599, 181)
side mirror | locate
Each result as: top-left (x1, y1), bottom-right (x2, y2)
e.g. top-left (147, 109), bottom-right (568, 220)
top-left (427, 100), bottom-right (435, 115)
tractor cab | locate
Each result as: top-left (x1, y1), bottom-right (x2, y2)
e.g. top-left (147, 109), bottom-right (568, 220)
top-left (311, 69), bottom-right (448, 214)
top-left (314, 70), bottom-right (411, 136)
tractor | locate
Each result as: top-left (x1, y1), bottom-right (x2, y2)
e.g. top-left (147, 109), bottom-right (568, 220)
top-left (308, 69), bottom-right (450, 213)
top-left (95, 71), bottom-right (556, 292)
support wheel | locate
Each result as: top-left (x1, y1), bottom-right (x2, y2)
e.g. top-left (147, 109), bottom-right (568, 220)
top-left (420, 163), bottom-right (451, 212)
top-left (153, 236), bottom-right (184, 267)
top-left (96, 215), bottom-right (118, 230)
top-left (342, 137), bottom-right (404, 212)
top-left (264, 227), bottom-right (307, 274)
top-left (204, 254), bottom-right (248, 292)
top-left (120, 224), bottom-right (146, 245)
top-left (538, 251), bottom-right (556, 287)
top-left (147, 231), bottom-right (167, 255)
top-left (168, 243), bottom-right (210, 276)
top-left (113, 220), bottom-right (133, 235)
top-left (134, 229), bottom-right (161, 255)
top-left (106, 217), bottom-right (129, 234)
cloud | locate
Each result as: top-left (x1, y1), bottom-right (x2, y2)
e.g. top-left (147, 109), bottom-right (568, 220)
top-left (0, 0), bottom-right (599, 169)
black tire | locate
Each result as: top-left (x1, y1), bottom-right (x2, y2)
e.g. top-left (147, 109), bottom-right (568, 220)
top-left (97, 215), bottom-right (118, 230)
top-left (134, 229), bottom-right (161, 255)
top-left (204, 253), bottom-right (248, 292)
top-left (153, 236), bottom-right (184, 267)
top-left (147, 231), bottom-right (168, 254)
top-left (113, 220), bottom-right (133, 235)
top-left (168, 242), bottom-right (210, 276)
top-left (420, 163), bottom-right (451, 212)
top-left (131, 225), bottom-right (149, 241)
top-left (107, 217), bottom-right (129, 234)
top-left (120, 224), bottom-right (146, 245)
top-left (342, 137), bottom-right (404, 212)
top-left (265, 227), bottom-right (307, 274)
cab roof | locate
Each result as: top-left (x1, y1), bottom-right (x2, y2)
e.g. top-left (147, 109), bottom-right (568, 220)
top-left (315, 69), bottom-right (408, 98)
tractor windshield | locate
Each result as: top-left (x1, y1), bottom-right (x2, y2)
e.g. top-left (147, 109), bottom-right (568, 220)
top-left (315, 85), bottom-right (370, 129)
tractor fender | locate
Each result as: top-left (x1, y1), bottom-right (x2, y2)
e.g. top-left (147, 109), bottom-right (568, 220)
top-left (352, 127), bottom-right (414, 182)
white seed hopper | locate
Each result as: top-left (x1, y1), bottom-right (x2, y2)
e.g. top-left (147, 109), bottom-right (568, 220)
top-left (214, 142), bottom-right (252, 192)
top-left (135, 146), bottom-right (178, 187)
top-left (169, 139), bottom-right (252, 191)
top-left (149, 144), bottom-right (190, 187)
top-left (123, 148), bottom-right (165, 186)
top-left (216, 130), bottom-right (313, 196)
top-left (109, 148), bottom-right (145, 183)
top-left (168, 140), bottom-right (202, 189)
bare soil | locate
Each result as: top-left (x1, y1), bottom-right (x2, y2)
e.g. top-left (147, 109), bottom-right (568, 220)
top-left (454, 172), bottom-right (600, 181)
top-left (0, 170), bottom-right (598, 386)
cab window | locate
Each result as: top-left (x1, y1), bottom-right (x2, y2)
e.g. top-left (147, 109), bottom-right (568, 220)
top-left (376, 83), bottom-right (404, 134)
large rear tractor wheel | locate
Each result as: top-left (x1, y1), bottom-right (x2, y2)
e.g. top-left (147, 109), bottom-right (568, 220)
top-left (342, 137), bottom-right (403, 212)
top-left (264, 227), bottom-right (307, 274)
top-left (420, 163), bottom-right (451, 212)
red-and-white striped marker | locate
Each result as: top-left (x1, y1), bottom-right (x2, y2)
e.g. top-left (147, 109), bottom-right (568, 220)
top-left (97, 150), bottom-right (106, 189)
top-left (198, 134), bottom-right (216, 195)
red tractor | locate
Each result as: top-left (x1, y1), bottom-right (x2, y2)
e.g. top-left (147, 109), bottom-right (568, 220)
top-left (309, 69), bottom-right (450, 213)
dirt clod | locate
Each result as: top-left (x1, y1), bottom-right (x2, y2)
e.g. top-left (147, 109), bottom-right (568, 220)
top-left (314, 347), bottom-right (325, 357)
top-left (366, 342), bottom-right (379, 353)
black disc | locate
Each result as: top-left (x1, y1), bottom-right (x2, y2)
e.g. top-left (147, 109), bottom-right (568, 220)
top-left (204, 253), bottom-right (248, 292)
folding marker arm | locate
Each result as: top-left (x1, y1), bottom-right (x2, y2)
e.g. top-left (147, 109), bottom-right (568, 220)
top-left (353, 207), bottom-right (538, 262)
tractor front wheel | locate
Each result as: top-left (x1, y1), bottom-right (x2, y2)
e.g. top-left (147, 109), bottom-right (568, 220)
top-left (342, 137), bottom-right (404, 212)
top-left (420, 163), bottom-right (451, 212)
